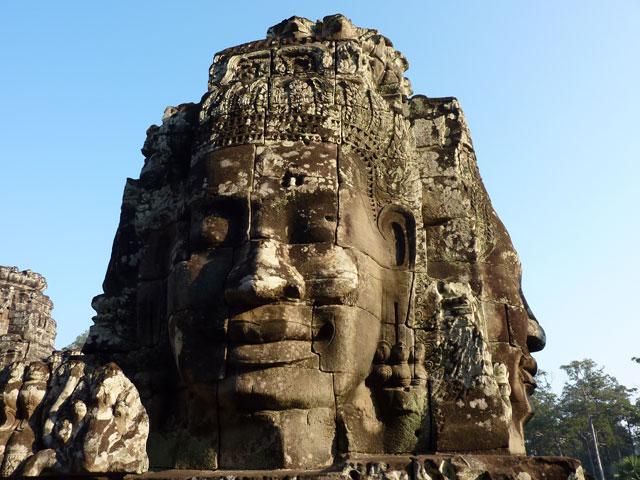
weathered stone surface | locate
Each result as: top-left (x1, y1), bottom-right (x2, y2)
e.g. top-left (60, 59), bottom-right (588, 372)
top-left (0, 267), bottom-right (56, 369)
top-left (0, 353), bottom-right (149, 476)
top-left (410, 95), bottom-right (546, 453)
top-left (71, 12), bottom-right (578, 478)
top-left (0, 270), bottom-right (150, 476)
top-left (115, 455), bottom-right (584, 480)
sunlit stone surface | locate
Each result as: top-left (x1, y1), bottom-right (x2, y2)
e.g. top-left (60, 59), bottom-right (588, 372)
top-left (0, 267), bottom-right (56, 369)
top-left (0, 14), bottom-right (582, 479)
top-left (0, 269), bottom-right (149, 476)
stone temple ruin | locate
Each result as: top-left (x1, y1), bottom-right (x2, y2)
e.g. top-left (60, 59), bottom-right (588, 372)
top-left (0, 267), bottom-right (56, 370)
top-left (0, 14), bottom-right (584, 479)
top-left (0, 268), bottom-right (148, 476)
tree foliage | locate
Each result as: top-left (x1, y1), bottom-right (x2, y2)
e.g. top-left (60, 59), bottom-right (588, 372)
top-left (614, 456), bottom-right (640, 480)
top-left (526, 372), bottom-right (565, 456)
top-left (526, 359), bottom-right (639, 479)
top-left (65, 329), bottom-right (89, 351)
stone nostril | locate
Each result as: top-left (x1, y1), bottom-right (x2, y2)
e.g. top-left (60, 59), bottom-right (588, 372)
top-left (283, 284), bottom-right (301, 299)
top-left (313, 321), bottom-right (334, 344)
top-left (526, 318), bottom-right (546, 353)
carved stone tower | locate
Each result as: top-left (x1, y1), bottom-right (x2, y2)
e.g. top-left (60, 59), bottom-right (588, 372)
top-left (0, 14), bottom-right (584, 479)
top-left (0, 266), bottom-right (56, 368)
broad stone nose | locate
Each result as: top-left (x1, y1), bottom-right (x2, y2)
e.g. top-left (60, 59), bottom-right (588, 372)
top-left (224, 239), bottom-right (305, 306)
top-left (526, 318), bottom-right (546, 353)
top-left (520, 288), bottom-right (546, 353)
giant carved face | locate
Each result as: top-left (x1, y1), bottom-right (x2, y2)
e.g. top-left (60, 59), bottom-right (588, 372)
top-left (85, 15), bottom-right (548, 469)
top-left (167, 142), bottom-right (416, 417)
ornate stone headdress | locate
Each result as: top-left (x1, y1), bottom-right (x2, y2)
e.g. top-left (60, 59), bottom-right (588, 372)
top-left (199, 14), bottom-right (420, 215)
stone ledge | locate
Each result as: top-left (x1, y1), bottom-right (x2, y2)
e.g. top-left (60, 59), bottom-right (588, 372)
top-left (135, 456), bottom-right (584, 480)
top-left (22, 455), bottom-right (583, 480)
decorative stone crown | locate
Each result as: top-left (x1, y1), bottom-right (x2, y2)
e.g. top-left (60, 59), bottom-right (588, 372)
top-left (0, 266), bottom-right (47, 292)
top-left (198, 14), bottom-right (420, 213)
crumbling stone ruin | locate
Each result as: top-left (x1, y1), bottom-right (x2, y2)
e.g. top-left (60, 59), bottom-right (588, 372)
top-left (0, 355), bottom-right (148, 476)
top-left (0, 14), bottom-right (582, 479)
top-left (0, 267), bottom-right (56, 369)
top-left (0, 269), bottom-right (149, 477)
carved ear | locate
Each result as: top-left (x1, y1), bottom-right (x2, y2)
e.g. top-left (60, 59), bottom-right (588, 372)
top-left (377, 205), bottom-right (416, 269)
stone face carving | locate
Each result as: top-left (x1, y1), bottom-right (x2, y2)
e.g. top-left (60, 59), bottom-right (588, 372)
top-left (84, 14), bottom-right (549, 472)
top-left (0, 353), bottom-right (149, 476)
top-left (0, 267), bottom-right (56, 369)
top-left (409, 96), bottom-right (546, 454)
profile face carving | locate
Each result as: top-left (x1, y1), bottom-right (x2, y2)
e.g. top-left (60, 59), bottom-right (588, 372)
top-left (86, 14), bottom-right (547, 470)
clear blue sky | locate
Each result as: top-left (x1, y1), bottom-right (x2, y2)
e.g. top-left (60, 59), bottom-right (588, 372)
top-left (1, 1), bottom-right (638, 393)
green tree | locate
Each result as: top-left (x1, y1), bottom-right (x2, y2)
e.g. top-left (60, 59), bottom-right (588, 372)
top-left (614, 456), bottom-right (640, 480)
top-left (525, 359), bottom-right (640, 478)
top-left (525, 371), bottom-right (566, 456)
top-left (65, 329), bottom-right (89, 351)
top-left (558, 359), bottom-right (638, 477)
